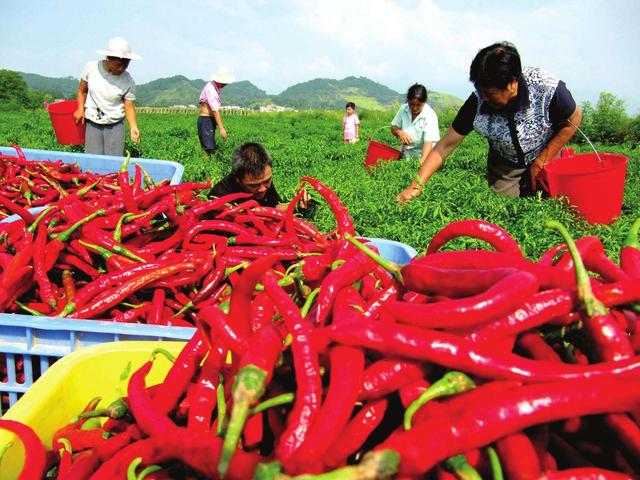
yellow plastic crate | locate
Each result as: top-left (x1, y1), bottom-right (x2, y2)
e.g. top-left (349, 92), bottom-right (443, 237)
top-left (0, 341), bottom-right (185, 479)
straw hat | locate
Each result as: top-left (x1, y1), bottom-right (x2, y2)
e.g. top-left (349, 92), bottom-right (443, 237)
top-left (210, 67), bottom-right (235, 84)
top-left (97, 37), bottom-right (142, 61)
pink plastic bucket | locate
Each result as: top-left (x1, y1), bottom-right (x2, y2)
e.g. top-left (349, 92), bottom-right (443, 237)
top-left (364, 140), bottom-right (401, 172)
top-left (544, 151), bottom-right (628, 224)
top-left (46, 100), bottom-right (86, 145)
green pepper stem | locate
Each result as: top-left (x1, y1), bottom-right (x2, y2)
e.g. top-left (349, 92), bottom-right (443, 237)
top-left (624, 218), bottom-right (640, 249)
top-left (404, 371), bottom-right (475, 430)
top-left (287, 450), bottom-right (400, 480)
top-left (250, 392), bottom-right (294, 416)
top-left (216, 375), bottom-right (228, 437)
top-left (53, 209), bottom-right (106, 243)
top-left (127, 457), bottom-right (142, 480)
top-left (445, 454), bottom-right (483, 480)
top-left (300, 288), bottom-right (321, 318)
top-left (219, 365), bottom-right (268, 479)
top-left (487, 447), bottom-right (504, 480)
top-left (344, 233), bottom-right (403, 283)
top-left (26, 206), bottom-right (58, 234)
top-left (14, 300), bottom-right (45, 316)
top-left (151, 348), bottom-right (176, 363)
top-left (545, 220), bottom-right (607, 317)
top-left (137, 464), bottom-right (162, 480)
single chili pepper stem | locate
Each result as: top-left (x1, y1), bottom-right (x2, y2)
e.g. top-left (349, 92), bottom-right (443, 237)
top-left (286, 450), bottom-right (400, 480)
top-left (216, 375), bottom-right (227, 437)
top-left (219, 365), bottom-right (268, 478)
top-left (545, 220), bottom-right (607, 316)
top-left (14, 300), bottom-right (45, 316)
top-left (127, 457), bottom-right (142, 480)
top-left (404, 371), bottom-right (476, 430)
top-left (151, 347), bottom-right (176, 363)
top-left (624, 218), bottom-right (640, 249)
top-left (445, 454), bottom-right (483, 480)
top-left (344, 233), bottom-right (403, 283)
top-left (300, 287), bottom-right (321, 318)
top-left (250, 392), bottom-right (295, 416)
top-left (486, 446), bottom-right (504, 480)
top-left (137, 464), bottom-right (162, 480)
top-left (25, 205), bottom-right (58, 234)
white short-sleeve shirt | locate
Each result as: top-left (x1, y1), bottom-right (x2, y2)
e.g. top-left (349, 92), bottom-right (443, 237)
top-left (81, 60), bottom-right (136, 125)
top-left (391, 103), bottom-right (440, 157)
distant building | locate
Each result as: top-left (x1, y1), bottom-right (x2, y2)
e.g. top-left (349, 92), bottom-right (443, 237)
top-left (259, 103), bottom-right (293, 112)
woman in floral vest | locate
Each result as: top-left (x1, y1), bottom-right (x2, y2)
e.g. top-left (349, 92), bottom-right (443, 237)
top-left (397, 41), bottom-right (582, 201)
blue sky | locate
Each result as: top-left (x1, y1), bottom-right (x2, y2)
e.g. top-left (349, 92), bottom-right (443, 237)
top-left (2, 0), bottom-right (639, 113)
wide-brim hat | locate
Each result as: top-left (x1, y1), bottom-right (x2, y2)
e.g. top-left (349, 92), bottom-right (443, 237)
top-left (97, 37), bottom-right (142, 61)
top-left (210, 67), bottom-right (235, 84)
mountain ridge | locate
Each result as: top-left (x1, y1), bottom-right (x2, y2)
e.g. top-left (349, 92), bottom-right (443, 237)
top-left (17, 71), bottom-right (463, 112)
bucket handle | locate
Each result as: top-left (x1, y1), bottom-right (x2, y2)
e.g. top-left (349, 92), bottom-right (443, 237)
top-left (567, 119), bottom-right (605, 168)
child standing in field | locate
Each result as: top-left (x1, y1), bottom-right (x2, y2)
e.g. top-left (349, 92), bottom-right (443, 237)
top-left (343, 102), bottom-right (360, 143)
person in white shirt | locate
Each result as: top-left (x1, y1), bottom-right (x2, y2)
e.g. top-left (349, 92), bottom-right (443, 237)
top-left (391, 83), bottom-right (440, 164)
top-left (74, 37), bottom-right (141, 156)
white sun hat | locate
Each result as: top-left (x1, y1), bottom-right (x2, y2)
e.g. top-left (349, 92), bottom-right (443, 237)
top-left (97, 37), bottom-right (142, 61)
top-left (210, 66), bottom-right (235, 84)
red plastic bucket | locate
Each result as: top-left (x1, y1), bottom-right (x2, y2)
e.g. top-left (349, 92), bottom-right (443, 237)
top-left (46, 100), bottom-right (86, 145)
top-left (364, 140), bottom-right (401, 172)
top-left (544, 152), bottom-right (628, 224)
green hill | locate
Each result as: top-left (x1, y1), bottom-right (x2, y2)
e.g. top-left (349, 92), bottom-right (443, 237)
top-left (274, 76), bottom-right (463, 112)
top-left (20, 72), bottom-right (78, 99)
top-left (17, 70), bottom-right (463, 111)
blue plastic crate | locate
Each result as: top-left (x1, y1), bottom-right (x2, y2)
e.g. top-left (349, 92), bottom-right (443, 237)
top-left (0, 314), bottom-right (195, 413)
top-left (364, 237), bottom-right (417, 265)
top-left (0, 146), bottom-right (184, 186)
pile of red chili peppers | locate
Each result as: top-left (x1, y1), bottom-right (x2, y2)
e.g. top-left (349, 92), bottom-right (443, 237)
top-left (1, 150), bottom-right (640, 479)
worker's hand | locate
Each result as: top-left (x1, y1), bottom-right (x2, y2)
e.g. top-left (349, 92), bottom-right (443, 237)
top-left (529, 158), bottom-right (547, 193)
top-left (396, 182), bottom-right (423, 202)
top-left (220, 127), bottom-right (228, 140)
top-left (130, 127), bottom-right (140, 143)
top-left (397, 131), bottom-right (413, 145)
top-left (73, 109), bottom-right (85, 125)
top-left (297, 189), bottom-right (312, 210)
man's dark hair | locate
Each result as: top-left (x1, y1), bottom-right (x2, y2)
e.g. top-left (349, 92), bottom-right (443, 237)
top-left (231, 143), bottom-right (272, 179)
top-left (406, 83), bottom-right (428, 103)
top-left (345, 101), bottom-right (356, 109)
top-left (469, 41), bottom-right (521, 89)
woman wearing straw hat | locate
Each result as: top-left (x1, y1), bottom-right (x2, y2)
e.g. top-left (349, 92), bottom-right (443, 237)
top-left (74, 37), bottom-right (142, 156)
top-left (198, 66), bottom-right (235, 156)
top-left (397, 41), bottom-right (582, 201)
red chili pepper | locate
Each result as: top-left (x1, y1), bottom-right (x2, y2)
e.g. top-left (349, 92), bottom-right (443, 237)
top-left (554, 236), bottom-right (630, 283)
top-left (127, 357), bottom-right (176, 437)
top-left (426, 219), bottom-right (523, 256)
top-left (53, 428), bottom-right (106, 451)
top-left (187, 346), bottom-right (222, 433)
top-left (228, 255), bottom-right (280, 338)
top-left (300, 177), bottom-right (354, 237)
top-left (621, 218), bottom-right (640, 279)
top-left (358, 358), bottom-right (428, 401)
top-left (322, 399), bottom-right (388, 469)
top-left (263, 270), bottom-right (322, 469)
top-left (250, 291), bottom-right (275, 332)
top-left (387, 270), bottom-right (539, 329)
top-left (380, 378), bottom-right (640, 477)
top-left (251, 206), bottom-right (326, 244)
top-left (414, 250), bottom-right (576, 291)
top-left (68, 260), bottom-right (200, 319)
top-left (496, 432), bottom-right (542, 480)
top-left (33, 223), bottom-right (58, 309)
top-left (0, 194), bottom-right (36, 225)
top-left (468, 289), bottom-right (575, 343)
top-left (537, 467), bottom-right (634, 480)
top-left (327, 321), bottom-right (640, 382)
top-left (196, 305), bottom-right (249, 355)
top-left (152, 331), bottom-right (208, 415)
top-left (90, 427), bottom-right (260, 480)
top-left (292, 344), bottom-right (365, 474)
top-left (314, 251), bottom-right (375, 326)
top-left (0, 419), bottom-right (47, 480)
